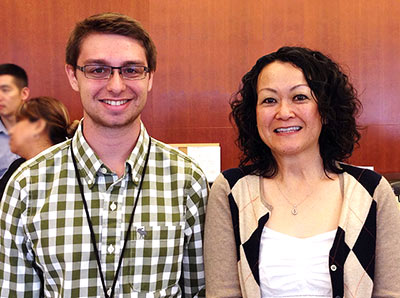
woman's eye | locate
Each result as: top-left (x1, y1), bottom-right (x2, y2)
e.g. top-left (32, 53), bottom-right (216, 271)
top-left (262, 97), bottom-right (276, 104)
top-left (294, 94), bottom-right (308, 101)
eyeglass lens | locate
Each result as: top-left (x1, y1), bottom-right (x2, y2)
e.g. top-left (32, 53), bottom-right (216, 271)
top-left (83, 65), bottom-right (147, 79)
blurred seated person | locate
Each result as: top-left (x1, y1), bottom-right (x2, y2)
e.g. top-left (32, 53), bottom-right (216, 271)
top-left (0, 96), bottom-right (78, 197)
top-left (204, 46), bottom-right (400, 298)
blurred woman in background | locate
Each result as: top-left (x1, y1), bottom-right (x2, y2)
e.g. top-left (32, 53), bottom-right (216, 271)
top-left (0, 96), bottom-right (78, 197)
top-left (204, 46), bottom-right (400, 298)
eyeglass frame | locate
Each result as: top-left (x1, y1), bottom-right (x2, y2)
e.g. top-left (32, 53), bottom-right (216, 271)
top-left (76, 64), bottom-right (150, 80)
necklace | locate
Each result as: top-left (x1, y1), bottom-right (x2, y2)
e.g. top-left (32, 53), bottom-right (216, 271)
top-left (274, 178), bottom-right (315, 216)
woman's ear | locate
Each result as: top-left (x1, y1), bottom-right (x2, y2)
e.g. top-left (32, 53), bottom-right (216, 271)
top-left (33, 118), bottom-right (47, 136)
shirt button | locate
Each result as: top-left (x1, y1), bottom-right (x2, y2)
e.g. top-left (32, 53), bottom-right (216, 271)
top-left (134, 177), bottom-right (139, 183)
top-left (107, 287), bottom-right (112, 296)
top-left (110, 201), bottom-right (117, 211)
top-left (107, 244), bottom-right (115, 254)
top-left (330, 264), bottom-right (337, 271)
top-left (100, 168), bottom-right (107, 174)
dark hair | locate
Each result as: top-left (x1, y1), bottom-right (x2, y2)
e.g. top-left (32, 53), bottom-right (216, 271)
top-left (66, 12), bottom-right (157, 72)
top-left (0, 63), bottom-right (28, 89)
top-left (16, 96), bottom-right (79, 145)
top-left (230, 46), bottom-right (362, 177)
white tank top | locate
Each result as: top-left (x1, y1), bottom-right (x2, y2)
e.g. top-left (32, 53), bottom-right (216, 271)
top-left (259, 227), bottom-right (336, 298)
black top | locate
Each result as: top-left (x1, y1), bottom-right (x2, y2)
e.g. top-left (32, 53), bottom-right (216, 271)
top-left (0, 158), bottom-right (26, 199)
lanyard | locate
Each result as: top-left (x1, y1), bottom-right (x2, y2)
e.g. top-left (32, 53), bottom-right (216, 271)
top-left (70, 138), bottom-right (151, 298)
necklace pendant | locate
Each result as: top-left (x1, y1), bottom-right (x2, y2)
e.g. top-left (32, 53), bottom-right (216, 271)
top-left (291, 207), bottom-right (298, 215)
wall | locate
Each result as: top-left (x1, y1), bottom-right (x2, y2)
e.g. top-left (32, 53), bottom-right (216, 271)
top-left (1, 0), bottom-right (400, 174)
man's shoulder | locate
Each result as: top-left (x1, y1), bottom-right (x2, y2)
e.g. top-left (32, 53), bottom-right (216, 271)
top-left (151, 137), bottom-right (207, 179)
top-left (152, 138), bottom-right (198, 164)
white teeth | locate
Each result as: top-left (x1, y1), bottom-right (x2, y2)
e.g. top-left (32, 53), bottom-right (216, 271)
top-left (102, 100), bottom-right (128, 106)
top-left (275, 126), bottom-right (301, 133)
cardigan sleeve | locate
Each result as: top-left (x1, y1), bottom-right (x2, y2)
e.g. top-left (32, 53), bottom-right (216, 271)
top-left (372, 177), bottom-right (400, 297)
top-left (204, 173), bottom-right (243, 298)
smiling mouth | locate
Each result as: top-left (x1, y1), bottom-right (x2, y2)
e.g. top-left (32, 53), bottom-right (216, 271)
top-left (274, 126), bottom-right (302, 133)
top-left (100, 99), bottom-right (130, 106)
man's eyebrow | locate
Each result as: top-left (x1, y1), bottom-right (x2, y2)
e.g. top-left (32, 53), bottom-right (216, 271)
top-left (81, 59), bottom-right (107, 65)
top-left (82, 59), bottom-right (147, 66)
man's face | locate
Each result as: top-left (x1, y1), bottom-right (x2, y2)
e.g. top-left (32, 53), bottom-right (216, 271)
top-left (65, 33), bottom-right (153, 131)
top-left (0, 75), bottom-right (29, 120)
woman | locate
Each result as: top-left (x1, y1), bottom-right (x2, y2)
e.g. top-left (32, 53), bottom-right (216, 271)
top-left (0, 96), bottom-right (78, 197)
top-left (204, 47), bottom-right (400, 298)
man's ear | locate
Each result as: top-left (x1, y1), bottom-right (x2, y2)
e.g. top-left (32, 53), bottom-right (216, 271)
top-left (21, 87), bottom-right (30, 101)
top-left (65, 64), bottom-right (80, 92)
top-left (147, 72), bottom-right (154, 92)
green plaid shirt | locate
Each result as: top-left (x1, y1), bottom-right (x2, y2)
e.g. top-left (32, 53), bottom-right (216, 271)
top-left (0, 122), bottom-right (208, 297)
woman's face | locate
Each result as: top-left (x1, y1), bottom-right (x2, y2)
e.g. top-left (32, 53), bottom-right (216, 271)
top-left (8, 118), bottom-right (39, 158)
top-left (256, 61), bottom-right (322, 159)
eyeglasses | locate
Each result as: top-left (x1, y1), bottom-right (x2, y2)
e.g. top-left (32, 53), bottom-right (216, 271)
top-left (76, 64), bottom-right (150, 80)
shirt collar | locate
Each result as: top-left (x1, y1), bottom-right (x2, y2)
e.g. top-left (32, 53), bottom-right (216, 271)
top-left (71, 121), bottom-right (151, 188)
top-left (126, 122), bottom-right (151, 185)
top-left (0, 119), bottom-right (8, 135)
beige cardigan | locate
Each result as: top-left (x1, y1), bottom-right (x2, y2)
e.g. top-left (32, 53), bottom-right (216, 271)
top-left (204, 164), bottom-right (400, 298)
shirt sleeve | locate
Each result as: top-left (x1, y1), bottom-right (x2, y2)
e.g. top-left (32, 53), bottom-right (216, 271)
top-left (373, 177), bottom-right (400, 297)
top-left (0, 179), bottom-right (41, 297)
top-left (180, 166), bottom-right (208, 298)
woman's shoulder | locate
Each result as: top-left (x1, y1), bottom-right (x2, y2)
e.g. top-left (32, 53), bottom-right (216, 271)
top-left (339, 163), bottom-right (382, 188)
top-left (219, 165), bottom-right (259, 189)
top-left (338, 163), bottom-right (394, 201)
top-left (339, 163), bottom-right (381, 179)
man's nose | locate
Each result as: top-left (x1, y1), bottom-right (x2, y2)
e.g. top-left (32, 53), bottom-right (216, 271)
top-left (106, 69), bottom-right (127, 94)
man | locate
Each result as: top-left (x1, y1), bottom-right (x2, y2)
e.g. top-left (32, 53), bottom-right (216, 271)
top-left (0, 13), bottom-right (208, 297)
top-left (0, 63), bottom-right (29, 178)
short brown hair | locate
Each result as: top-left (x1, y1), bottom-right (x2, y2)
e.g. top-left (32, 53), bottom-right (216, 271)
top-left (16, 96), bottom-right (79, 145)
top-left (65, 12), bottom-right (157, 72)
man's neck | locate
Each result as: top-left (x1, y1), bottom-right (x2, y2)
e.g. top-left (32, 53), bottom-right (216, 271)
top-left (82, 119), bottom-right (142, 177)
top-left (0, 115), bottom-right (16, 131)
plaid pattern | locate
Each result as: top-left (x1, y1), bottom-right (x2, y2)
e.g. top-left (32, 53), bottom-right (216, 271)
top-left (0, 122), bottom-right (208, 297)
top-left (204, 164), bottom-right (400, 298)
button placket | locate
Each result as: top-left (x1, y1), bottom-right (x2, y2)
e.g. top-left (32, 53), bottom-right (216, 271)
top-left (107, 244), bottom-right (115, 254)
top-left (110, 201), bottom-right (117, 211)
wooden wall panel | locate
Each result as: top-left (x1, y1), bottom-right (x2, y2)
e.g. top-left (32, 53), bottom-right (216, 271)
top-left (1, 0), bottom-right (400, 174)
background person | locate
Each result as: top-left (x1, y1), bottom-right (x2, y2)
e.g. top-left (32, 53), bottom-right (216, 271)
top-left (204, 46), bottom-right (400, 298)
top-left (0, 96), bottom-right (78, 197)
top-left (0, 12), bottom-right (208, 297)
top-left (0, 63), bottom-right (30, 178)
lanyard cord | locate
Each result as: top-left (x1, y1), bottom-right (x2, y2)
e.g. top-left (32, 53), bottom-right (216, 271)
top-left (70, 138), bottom-right (151, 298)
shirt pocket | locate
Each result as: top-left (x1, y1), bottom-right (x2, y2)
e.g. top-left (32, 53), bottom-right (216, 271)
top-left (129, 223), bottom-right (185, 293)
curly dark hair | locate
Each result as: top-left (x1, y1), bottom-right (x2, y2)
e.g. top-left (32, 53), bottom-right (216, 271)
top-left (230, 46), bottom-right (362, 177)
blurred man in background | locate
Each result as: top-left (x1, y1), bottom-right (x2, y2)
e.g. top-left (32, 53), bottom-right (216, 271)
top-left (0, 63), bottom-right (29, 178)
